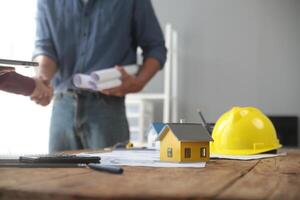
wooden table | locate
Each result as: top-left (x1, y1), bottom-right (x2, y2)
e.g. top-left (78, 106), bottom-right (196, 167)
top-left (0, 149), bottom-right (299, 200)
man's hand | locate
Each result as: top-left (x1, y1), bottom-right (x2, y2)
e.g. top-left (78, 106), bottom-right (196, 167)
top-left (30, 78), bottom-right (53, 106)
top-left (101, 58), bottom-right (161, 97)
top-left (100, 66), bottom-right (145, 97)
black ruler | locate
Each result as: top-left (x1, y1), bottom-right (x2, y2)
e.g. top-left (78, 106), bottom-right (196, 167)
top-left (0, 59), bottom-right (38, 67)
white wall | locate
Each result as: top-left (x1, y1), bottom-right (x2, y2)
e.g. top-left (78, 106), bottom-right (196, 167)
top-left (0, 0), bottom-right (51, 154)
top-left (148, 0), bottom-right (300, 145)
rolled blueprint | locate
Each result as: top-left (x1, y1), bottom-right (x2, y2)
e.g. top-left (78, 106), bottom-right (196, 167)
top-left (91, 64), bottom-right (138, 83)
top-left (73, 74), bottom-right (94, 90)
top-left (89, 79), bottom-right (122, 90)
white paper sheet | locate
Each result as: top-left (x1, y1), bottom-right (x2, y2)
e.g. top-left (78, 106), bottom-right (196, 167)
top-left (73, 65), bottom-right (138, 90)
top-left (78, 150), bottom-right (206, 168)
top-left (210, 152), bottom-right (286, 160)
top-left (73, 75), bottom-right (122, 91)
top-left (90, 79), bottom-right (122, 90)
top-left (73, 74), bottom-right (94, 90)
top-left (91, 65), bottom-right (138, 82)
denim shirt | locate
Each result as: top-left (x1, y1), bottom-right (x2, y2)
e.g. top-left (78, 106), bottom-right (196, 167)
top-left (33, 0), bottom-right (167, 92)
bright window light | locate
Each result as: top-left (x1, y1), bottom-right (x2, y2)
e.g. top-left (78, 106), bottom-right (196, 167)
top-left (0, 0), bottom-right (51, 155)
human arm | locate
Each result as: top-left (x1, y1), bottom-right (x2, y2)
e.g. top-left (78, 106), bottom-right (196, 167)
top-left (101, 0), bottom-right (167, 96)
top-left (0, 69), bottom-right (52, 102)
top-left (0, 71), bottom-right (36, 96)
top-left (0, 66), bottom-right (53, 103)
top-left (31, 0), bottom-right (58, 105)
top-left (33, 0), bottom-right (58, 83)
top-left (33, 55), bottom-right (58, 84)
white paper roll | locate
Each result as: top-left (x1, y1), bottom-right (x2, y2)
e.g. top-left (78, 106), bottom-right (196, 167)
top-left (91, 64), bottom-right (138, 83)
top-left (73, 74), bottom-right (95, 90)
top-left (90, 79), bottom-right (122, 90)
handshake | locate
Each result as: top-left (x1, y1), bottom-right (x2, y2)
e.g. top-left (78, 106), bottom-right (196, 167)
top-left (30, 78), bottom-right (53, 106)
top-left (30, 65), bottom-right (139, 106)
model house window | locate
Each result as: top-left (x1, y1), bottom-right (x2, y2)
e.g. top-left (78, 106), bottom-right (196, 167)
top-left (167, 148), bottom-right (173, 157)
top-left (184, 148), bottom-right (191, 158)
top-left (200, 147), bottom-right (206, 157)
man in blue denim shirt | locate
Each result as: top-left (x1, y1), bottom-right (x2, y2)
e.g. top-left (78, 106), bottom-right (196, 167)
top-left (32, 0), bottom-right (167, 153)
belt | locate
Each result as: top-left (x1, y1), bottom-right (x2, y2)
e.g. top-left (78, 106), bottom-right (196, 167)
top-left (67, 88), bottom-right (105, 98)
top-left (55, 89), bottom-right (125, 102)
top-left (54, 88), bottom-right (105, 99)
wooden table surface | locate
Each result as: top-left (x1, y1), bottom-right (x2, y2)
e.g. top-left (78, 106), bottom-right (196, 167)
top-left (0, 149), bottom-right (299, 200)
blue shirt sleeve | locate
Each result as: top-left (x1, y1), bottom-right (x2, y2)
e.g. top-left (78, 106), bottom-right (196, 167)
top-left (133, 0), bottom-right (167, 68)
top-left (32, 0), bottom-right (58, 63)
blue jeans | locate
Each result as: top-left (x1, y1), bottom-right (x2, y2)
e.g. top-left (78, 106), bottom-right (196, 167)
top-left (49, 89), bottom-right (129, 153)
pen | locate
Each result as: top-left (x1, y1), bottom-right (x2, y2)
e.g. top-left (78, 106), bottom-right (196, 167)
top-left (87, 163), bottom-right (123, 174)
top-left (198, 110), bottom-right (212, 134)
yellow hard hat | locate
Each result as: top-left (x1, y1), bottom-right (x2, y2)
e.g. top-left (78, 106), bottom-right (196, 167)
top-left (210, 106), bottom-right (282, 155)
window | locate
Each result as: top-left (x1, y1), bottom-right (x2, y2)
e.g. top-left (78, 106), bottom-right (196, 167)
top-left (200, 147), bottom-right (207, 157)
top-left (184, 148), bottom-right (191, 158)
top-left (167, 148), bottom-right (173, 157)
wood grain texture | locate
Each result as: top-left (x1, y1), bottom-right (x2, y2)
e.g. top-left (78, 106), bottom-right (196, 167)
top-left (216, 149), bottom-right (300, 200)
top-left (0, 149), bottom-right (298, 200)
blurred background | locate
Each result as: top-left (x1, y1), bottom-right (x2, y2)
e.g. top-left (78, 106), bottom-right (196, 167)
top-left (0, 0), bottom-right (299, 154)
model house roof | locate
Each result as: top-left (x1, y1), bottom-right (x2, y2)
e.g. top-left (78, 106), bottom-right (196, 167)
top-left (157, 123), bottom-right (213, 142)
top-left (150, 122), bottom-right (165, 133)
